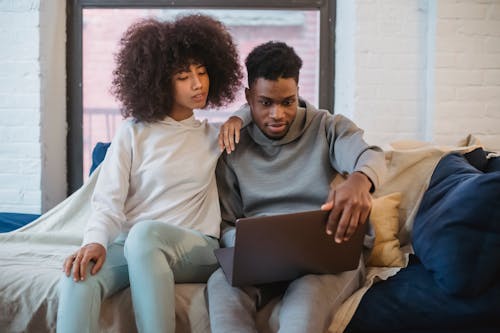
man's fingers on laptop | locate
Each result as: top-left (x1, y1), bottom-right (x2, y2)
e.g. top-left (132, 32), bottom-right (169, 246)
top-left (326, 207), bottom-right (341, 237)
top-left (360, 207), bottom-right (370, 226)
top-left (344, 212), bottom-right (360, 241)
top-left (325, 188), bottom-right (335, 206)
top-left (335, 210), bottom-right (351, 243)
top-left (321, 201), bottom-right (333, 211)
top-left (321, 190), bottom-right (335, 211)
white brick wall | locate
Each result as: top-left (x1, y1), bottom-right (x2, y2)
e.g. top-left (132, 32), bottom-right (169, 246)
top-left (434, 0), bottom-right (500, 153)
top-left (336, 0), bottom-right (500, 153)
top-left (0, 0), bottom-right (42, 214)
top-left (336, 0), bottom-right (427, 146)
top-left (0, 0), bottom-right (66, 214)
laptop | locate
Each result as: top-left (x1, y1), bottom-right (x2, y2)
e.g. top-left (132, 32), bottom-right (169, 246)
top-left (214, 209), bottom-right (366, 287)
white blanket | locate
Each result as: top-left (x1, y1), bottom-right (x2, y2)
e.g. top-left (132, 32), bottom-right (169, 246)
top-left (0, 168), bottom-right (215, 333)
top-left (0, 138), bottom-right (482, 333)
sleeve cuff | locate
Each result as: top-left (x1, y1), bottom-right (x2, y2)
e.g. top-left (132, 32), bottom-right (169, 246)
top-left (82, 230), bottom-right (109, 250)
top-left (355, 166), bottom-right (379, 193)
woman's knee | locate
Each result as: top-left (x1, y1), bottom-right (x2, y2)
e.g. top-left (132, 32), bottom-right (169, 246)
top-left (58, 271), bottom-right (102, 299)
top-left (124, 221), bottom-right (161, 258)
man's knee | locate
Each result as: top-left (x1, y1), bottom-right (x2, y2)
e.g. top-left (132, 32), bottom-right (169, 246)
top-left (220, 227), bottom-right (236, 247)
top-left (288, 274), bottom-right (323, 291)
top-left (207, 268), bottom-right (226, 289)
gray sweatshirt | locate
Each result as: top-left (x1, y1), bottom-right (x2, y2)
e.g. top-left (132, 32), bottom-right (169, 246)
top-left (216, 100), bottom-right (386, 228)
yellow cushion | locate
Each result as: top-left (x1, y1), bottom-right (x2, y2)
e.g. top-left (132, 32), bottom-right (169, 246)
top-left (366, 192), bottom-right (405, 267)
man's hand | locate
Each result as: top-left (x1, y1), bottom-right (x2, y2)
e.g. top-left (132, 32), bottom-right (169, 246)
top-left (218, 116), bottom-right (243, 154)
top-left (321, 172), bottom-right (373, 243)
top-left (63, 243), bottom-right (106, 281)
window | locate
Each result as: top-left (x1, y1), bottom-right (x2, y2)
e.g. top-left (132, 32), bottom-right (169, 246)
top-left (67, 0), bottom-right (336, 193)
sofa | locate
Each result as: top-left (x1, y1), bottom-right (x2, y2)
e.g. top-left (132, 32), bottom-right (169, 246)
top-left (1, 137), bottom-right (499, 333)
top-left (343, 146), bottom-right (500, 333)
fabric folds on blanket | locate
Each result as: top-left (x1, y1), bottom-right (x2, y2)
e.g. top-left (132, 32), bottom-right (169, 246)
top-left (0, 137), bottom-right (487, 333)
top-left (328, 138), bottom-right (483, 333)
top-left (0, 167), bottom-right (216, 333)
top-left (344, 255), bottom-right (500, 333)
top-left (0, 171), bottom-right (98, 332)
top-left (413, 151), bottom-right (500, 297)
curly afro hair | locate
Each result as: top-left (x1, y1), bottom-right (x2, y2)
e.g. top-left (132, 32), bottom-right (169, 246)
top-left (111, 15), bottom-right (243, 122)
top-left (245, 41), bottom-right (302, 88)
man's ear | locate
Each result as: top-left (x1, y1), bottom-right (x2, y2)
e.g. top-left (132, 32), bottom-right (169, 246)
top-left (245, 87), bottom-right (250, 103)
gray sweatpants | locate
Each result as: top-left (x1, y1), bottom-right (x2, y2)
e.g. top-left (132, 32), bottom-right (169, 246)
top-left (207, 229), bottom-right (365, 333)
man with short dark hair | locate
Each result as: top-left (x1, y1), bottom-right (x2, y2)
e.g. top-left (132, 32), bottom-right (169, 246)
top-left (207, 41), bottom-right (386, 333)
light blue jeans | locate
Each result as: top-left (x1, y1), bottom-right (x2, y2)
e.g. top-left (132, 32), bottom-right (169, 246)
top-left (57, 221), bottom-right (219, 333)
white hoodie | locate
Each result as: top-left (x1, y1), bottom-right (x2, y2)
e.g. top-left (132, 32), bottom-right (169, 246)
top-left (83, 115), bottom-right (224, 248)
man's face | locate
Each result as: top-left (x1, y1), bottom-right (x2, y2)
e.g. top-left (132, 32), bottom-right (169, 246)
top-left (245, 77), bottom-right (299, 140)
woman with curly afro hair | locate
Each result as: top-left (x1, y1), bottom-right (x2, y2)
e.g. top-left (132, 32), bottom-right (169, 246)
top-left (57, 14), bottom-right (247, 333)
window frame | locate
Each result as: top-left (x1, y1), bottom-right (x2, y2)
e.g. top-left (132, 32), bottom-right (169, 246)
top-left (67, 0), bottom-right (336, 194)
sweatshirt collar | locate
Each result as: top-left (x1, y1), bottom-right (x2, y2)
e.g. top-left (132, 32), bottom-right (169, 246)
top-left (159, 114), bottom-right (204, 128)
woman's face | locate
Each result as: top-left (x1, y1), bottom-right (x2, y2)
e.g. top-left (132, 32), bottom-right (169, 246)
top-left (170, 63), bottom-right (210, 120)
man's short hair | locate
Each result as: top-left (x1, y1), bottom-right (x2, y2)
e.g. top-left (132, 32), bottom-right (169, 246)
top-left (245, 41), bottom-right (303, 87)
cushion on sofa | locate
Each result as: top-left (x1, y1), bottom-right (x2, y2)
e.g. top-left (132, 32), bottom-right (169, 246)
top-left (462, 146), bottom-right (489, 171)
top-left (412, 151), bottom-right (500, 297)
top-left (462, 146), bottom-right (500, 173)
top-left (486, 154), bottom-right (500, 173)
top-left (345, 256), bottom-right (500, 333)
top-left (89, 141), bottom-right (111, 175)
top-left (0, 212), bottom-right (41, 233)
top-left (366, 192), bottom-right (405, 267)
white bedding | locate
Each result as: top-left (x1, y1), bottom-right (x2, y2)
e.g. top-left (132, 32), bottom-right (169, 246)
top-left (0, 168), bottom-right (214, 333)
top-left (0, 165), bottom-right (286, 333)
top-left (0, 138), bottom-right (482, 333)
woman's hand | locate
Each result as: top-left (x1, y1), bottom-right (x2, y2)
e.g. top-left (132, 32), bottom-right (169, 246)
top-left (63, 243), bottom-right (106, 281)
top-left (218, 116), bottom-right (243, 154)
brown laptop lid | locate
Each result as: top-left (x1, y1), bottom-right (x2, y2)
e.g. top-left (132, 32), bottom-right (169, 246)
top-left (228, 209), bottom-right (366, 286)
